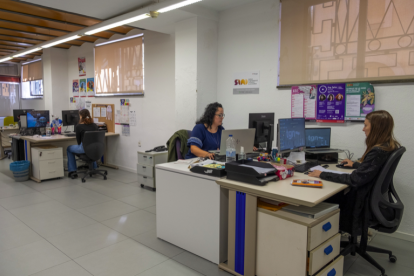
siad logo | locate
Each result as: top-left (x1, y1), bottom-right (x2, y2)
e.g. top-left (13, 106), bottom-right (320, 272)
top-left (234, 79), bottom-right (248, 85)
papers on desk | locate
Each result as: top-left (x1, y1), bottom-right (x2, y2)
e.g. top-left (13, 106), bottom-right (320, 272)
top-left (239, 164), bottom-right (276, 174)
top-left (310, 165), bottom-right (350, 175)
top-left (282, 202), bottom-right (339, 219)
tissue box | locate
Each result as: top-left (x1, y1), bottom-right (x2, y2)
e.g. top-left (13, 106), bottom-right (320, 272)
top-left (272, 164), bottom-right (295, 180)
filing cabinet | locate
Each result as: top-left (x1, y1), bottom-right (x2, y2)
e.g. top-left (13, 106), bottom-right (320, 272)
top-left (137, 150), bottom-right (167, 191)
top-left (31, 146), bottom-right (64, 181)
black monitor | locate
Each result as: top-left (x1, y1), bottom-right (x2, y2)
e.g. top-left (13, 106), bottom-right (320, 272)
top-left (13, 109), bottom-right (33, 122)
top-left (305, 128), bottom-right (331, 149)
top-left (62, 110), bottom-right (80, 126)
top-left (27, 110), bottom-right (50, 128)
top-left (277, 118), bottom-right (306, 153)
top-left (248, 113), bottom-right (275, 153)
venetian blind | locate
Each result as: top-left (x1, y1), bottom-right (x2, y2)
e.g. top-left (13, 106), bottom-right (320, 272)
top-left (95, 36), bottom-right (144, 95)
top-left (22, 61), bottom-right (42, 82)
top-left (279, 0), bottom-right (414, 86)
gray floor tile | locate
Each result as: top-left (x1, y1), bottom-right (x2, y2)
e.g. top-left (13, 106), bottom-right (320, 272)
top-left (29, 261), bottom-right (93, 276)
top-left (344, 272), bottom-right (360, 276)
top-left (79, 179), bottom-right (142, 199)
top-left (0, 210), bottom-right (22, 229)
top-left (172, 251), bottom-right (233, 276)
top-left (9, 200), bottom-right (73, 222)
top-left (132, 229), bottom-right (184, 258)
top-left (137, 259), bottom-right (203, 276)
top-left (0, 222), bottom-right (43, 252)
top-left (119, 191), bottom-right (156, 209)
top-left (102, 210), bottom-right (156, 237)
top-left (144, 205), bottom-right (156, 214)
top-left (74, 239), bottom-right (168, 276)
top-left (23, 177), bottom-right (77, 191)
top-left (0, 182), bottom-right (36, 199)
top-left (0, 192), bottom-right (52, 210)
top-left (344, 254), bottom-right (360, 273)
top-left (77, 200), bottom-right (139, 221)
top-left (107, 170), bottom-right (138, 184)
top-left (0, 239), bottom-right (70, 276)
top-left (348, 255), bottom-right (414, 276)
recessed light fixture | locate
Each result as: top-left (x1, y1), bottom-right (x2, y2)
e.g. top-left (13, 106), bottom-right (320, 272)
top-left (42, 35), bottom-right (81, 48)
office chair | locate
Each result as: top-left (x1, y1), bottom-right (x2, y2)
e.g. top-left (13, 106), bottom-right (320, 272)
top-left (74, 131), bottom-right (108, 183)
top-left (176, 130), bottom-right (192, 160)
top-left (340, 147), bottom-right (406, 276)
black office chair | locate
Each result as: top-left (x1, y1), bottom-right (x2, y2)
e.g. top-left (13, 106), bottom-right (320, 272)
top-left (73, 131), bottom-right (108, 183)
top-left (340, 147), bottom-right (406, 276)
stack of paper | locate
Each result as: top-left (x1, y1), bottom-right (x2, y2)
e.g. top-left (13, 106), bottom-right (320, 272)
top-left (310, 165), bottom-right (350, 175)
top-left (282, 202), bottom-right (339, 219)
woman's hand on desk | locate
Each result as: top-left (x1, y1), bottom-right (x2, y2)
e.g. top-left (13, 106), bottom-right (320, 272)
top-left (341, 159), bottom-right (354, 167)
top-left (205, 152), bottom-right (215, 160)
top-left (308, 170), bottom-right (322, 178)
top-left (253, 146), bottom-right (258, 151)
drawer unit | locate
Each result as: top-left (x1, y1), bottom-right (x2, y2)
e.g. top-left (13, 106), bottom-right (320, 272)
top-left (31, 146), bottom-right (64, 181)
top-left (309, 233), bottom-right (341, 275)
top-left (315, 256), bottom-right (344, 276)
top-left (137, 150), bottom-right (167, 191)
top-left (308, 212), bottom-right (340, 251)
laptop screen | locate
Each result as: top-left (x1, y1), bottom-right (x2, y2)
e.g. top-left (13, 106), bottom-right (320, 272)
top-left (305, 128), bottom-right (331, 148)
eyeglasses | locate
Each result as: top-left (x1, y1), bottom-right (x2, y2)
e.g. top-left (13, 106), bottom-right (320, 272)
top-left (215, 113), bottom-right (225, 118)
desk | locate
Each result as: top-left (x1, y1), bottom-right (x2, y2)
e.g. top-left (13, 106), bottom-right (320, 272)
top-left (217, 166), bottom-right (350, 276)
top-left (156, 162), bottom-right (228, 264)
top-left (19, 132), bottom-right (119, 182)
top-left (0, 127), bottom-right (19, 160)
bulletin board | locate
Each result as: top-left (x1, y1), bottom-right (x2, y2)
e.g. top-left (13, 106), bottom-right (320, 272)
top-left (92, 104), bottom-right (115, 133)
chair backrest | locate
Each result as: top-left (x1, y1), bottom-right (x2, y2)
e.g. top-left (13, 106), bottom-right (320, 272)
top-left (83, 131), bottom-right (105, 161)
top-left (176, 130), bottom-right (192, 160)
top-left (370, 146), bottom-right (406, 232)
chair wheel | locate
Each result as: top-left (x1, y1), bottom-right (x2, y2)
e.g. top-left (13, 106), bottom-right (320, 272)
top-left (104, 171), bottom-right (108, 175)
top-left (82, 179), bottom-right (86, 183)
top-left (140, 184), bottom-right (144, 188)
top-left (104, 176), bottom-right (107, 180)
top-left (389, 255), bottom-right (397, 263)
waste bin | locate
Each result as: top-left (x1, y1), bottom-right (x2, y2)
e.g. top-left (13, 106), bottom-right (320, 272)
top-left (10, 160), bottom-right (30, 182)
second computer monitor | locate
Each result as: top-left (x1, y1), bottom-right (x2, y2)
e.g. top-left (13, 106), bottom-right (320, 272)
top-left (62, 110), bottom-right (80, 126)
top-left (277, 118), bottom-right (306, 153)
top-left (13, 109), bottom-right (33, 122)
top-left (27, 110), bottom-right (50, 128)
top-left (305, 128), bottom-right (331, 149)
top-left (248, 113), bottom-right (275, 149)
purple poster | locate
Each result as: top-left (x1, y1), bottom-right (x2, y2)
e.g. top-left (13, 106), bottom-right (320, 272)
top-left (316, 83), bottom-right (346, 123)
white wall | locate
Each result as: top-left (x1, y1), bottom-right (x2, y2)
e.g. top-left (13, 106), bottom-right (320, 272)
top-left (67, 29), bottom-right (176, 172)
top-left (216, 0), bottom-right (414, 237)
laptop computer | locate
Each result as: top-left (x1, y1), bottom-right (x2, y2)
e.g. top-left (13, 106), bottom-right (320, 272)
top-left (304, 128), bottom-right (340, 153)
top-left (210, 128), bottom-right (256, 155)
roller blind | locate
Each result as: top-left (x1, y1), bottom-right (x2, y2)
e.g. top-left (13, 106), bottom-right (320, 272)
top-left (22, 61), bottom-right (43, 82)
top-left (95, 36), bottom-right (144, 95)
top-left (278, 0), bottom-right (414, 86)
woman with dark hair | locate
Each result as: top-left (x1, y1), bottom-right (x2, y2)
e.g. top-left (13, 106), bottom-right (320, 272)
top-left (67, 109), bottom-right (98, 178)
top-left (309, 110), bottom-right (400, 251)
top-left (185, 102), bottom-right (225, 159)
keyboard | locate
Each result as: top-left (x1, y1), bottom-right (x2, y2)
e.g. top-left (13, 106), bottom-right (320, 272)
top-left (64, 132), bottom-right (76, 137)
top-left (306, 148), bottom-right (339, 152)
top-left (294, 161), bottom-right (319, 173)
top-left (213, 154), bottom-right (227, 162)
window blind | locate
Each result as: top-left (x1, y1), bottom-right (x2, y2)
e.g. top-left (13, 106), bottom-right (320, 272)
top-left (22, 61), bottom-right (43, 82)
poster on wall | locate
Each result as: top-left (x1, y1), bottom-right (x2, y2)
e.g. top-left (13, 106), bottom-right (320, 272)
top-left (79, 79), bottom-right (86, 97)
top-left (316, 83), bottom-right (346, 123)
top-left (291, 85), bottom-right (317, 120)
top-left (72, 80), bottom-right (79, 97)
top-left (78, 57), bottom-right (86, 76)
top-left (86, 78), bottom-right (95, 97)
top-left (345, 83), bottom-right (375, 121)
top-left (233, 71), bottom-right (260, 94)
top-left (85, 100), bottom-right (92, 115)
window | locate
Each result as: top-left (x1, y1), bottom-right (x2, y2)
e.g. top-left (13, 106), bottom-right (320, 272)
top-left (0, 82), bottom-right (19, 117)
top-left (95, 34), bottom-right (144, 96)
top-left (21, 60), bottom-right (43, 99)
top-left (278, 0), bottom-right (414, 86)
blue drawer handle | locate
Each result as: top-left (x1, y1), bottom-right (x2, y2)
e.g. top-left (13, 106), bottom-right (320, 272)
top-left (323, 222), bottom-right (332, 232)
top-left (327, 268), bottom-right (336, 276)
top-left (324, 245), bottom-right (333, 255)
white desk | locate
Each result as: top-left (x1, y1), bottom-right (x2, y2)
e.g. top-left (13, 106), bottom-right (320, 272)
top-left (156, 162), bottom-right (228, 264)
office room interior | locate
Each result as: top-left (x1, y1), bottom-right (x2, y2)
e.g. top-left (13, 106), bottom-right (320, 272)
top-left (0, 0), bottom-right (413, 276)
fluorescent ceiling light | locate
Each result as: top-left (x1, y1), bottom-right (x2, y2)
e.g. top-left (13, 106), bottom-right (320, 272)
top-left (0, 57), bottom-right (12, 63)
top-left (22, 59), bottom-right (42, 65)
top-left (96, 33), bottom-right (144, 47)
top-left (85, 14), bottom-right (149, 35)
top-left (42, 35), bottom-right (81, 48)
top-left (13, 47), bottom-right (42, 58)
top-left (157, 0), bottom-right (202, 13)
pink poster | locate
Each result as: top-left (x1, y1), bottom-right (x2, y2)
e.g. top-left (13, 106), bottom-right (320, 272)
top-left (291, 85), bottom-right (317, 120)
top-left (78, 57), bottom-right (86, 76)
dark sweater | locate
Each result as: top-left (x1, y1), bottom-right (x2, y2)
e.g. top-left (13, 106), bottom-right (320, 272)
top-left (75, 123), bottom-right (98, 145)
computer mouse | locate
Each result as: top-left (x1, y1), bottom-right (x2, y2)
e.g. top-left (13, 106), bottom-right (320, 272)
top-left (336, 164), bottom-right (345, 168)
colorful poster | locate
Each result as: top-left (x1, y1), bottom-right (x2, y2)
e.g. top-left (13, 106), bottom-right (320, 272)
top-left (72, 80), bottom-right (79, 96)
top-left (316, 83), bottom-right (346, 123)
top-left (291, 85), bottom-right (317, 120)
top-left (79, 79), bottom-right (86, 97)
top-left (345, 83), bottom-right (375, 121)
top-left (86, 78), bottom-right (94, 97)
top-left (78, 57), bottom-right (86, 76)
top-left (233, 71), bottom-right (260, 94)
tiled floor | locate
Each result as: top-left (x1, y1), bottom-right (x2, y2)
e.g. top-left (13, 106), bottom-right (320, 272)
top-left (0, 159), bottom-right (413, 276)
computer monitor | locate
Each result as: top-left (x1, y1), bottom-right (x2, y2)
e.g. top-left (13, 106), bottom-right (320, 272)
top-left (248, 113), bottom-right (275, 153)
top-left (13, 109), bottom-right (33, 122)
top-left (27, 110), bottom-right (50, 128)
top-left (62, 110), bottom-right (80, 126)
top-left (277, 118), bottom-right (306, 153)
top-left (305, 128), bottom-right (331, 149)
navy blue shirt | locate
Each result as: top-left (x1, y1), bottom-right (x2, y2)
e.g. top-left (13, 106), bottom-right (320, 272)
top-left (185, 124), bottom-right (224, 159)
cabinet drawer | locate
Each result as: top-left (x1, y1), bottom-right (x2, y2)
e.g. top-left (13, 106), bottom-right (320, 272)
top-left (137, 164), bottom-right (154, 177)
top-left (138, 153), bottom-right (155, 166)
top-left (33, 148), bottom-right (63, 161)
top-left (138, 174), bottom-right (155, 188)
top-left (39, 159), bottom-right (64, 180)
top-left (309, 233), bottom-right (341, 275)
top-left (308, 212), bottom-right (340, 251)
top-left (314, 255), bottom-right (344, 276)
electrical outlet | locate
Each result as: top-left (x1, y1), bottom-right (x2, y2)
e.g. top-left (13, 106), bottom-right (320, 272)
top-left (138, 141), bottom-right (141, 147)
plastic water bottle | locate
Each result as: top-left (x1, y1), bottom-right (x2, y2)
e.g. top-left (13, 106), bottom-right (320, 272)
top-left (238, 146), bottom-right (246, 161)
top-left (226, 135), bottom-right (236, 163)
top-left (46, 122), bottom-right (51, 136)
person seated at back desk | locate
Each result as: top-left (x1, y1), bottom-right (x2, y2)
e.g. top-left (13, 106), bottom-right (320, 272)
top-left (308, 110), bottom-right (400, 251)
top-left (67, 109), bottom-right (98, 178)
top-left (185, 102), bottom-right (225, 160)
